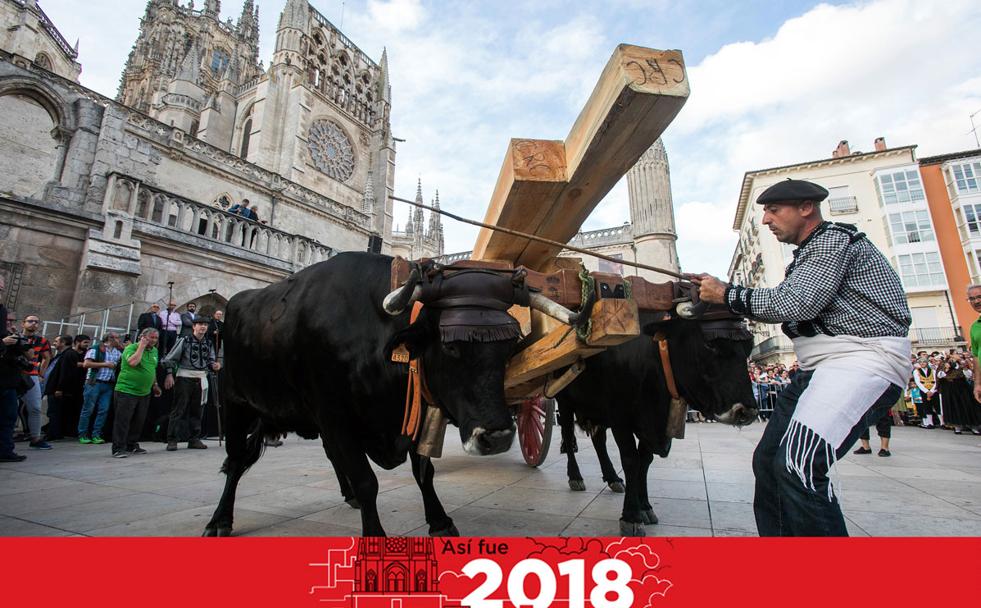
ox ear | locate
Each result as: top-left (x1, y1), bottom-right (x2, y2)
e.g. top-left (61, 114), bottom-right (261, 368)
top-left (384, 314), bottom-right (433, 362)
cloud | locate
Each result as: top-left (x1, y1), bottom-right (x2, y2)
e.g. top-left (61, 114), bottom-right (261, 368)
top-left (669, 0), bottom-right (981, 275)
top-left (367, 0), bottom-right (425, 32)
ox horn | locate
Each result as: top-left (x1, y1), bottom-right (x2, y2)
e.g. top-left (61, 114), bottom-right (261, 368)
top-left (383, 268), bottom-right (423, 315)
top-left (675, 301), bottom-right (695, 319)
top-left (529, 292), bottom-right (583, 326)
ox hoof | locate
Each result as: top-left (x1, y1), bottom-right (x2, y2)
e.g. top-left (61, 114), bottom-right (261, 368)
top-left (619, 519), bottom-right (647, 537)
top-left (430, 522), bottom-right (460, 537)
top-left (608, 481), bottom-right (625, 493)
top-left (345, 498), bottom-right (361, 510)
top-left (569, 479), bottom-right (586, 492)
top-left (641, 509), bottom-right (659, 525)
top-left (202, 526), bottom-right (233, 537)
top-left (202, 527), bottom-right (216, 537)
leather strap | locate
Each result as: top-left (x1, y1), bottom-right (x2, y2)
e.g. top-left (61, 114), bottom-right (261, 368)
top-left (652, 331), bottom-right (680, 401)
top-left (402, 302), bottom-right (435, 441)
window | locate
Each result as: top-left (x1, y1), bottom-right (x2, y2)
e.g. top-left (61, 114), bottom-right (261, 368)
top-left (877, 169), bottom-right (926, 205)
top-left (895, 252), bottom-right (945, 289)
top-left (34, 53), bottom-right (52, 70)
top-left (951, 162), bottom-right (981, 193)
top-left (240, 119), bottom-right (252, 158)
top-left (963, 203), bottom-right (981, 236)
top-left (211, 49), bottom-right (230, 74)
top-left (888, 210), bottom-right (935, 244)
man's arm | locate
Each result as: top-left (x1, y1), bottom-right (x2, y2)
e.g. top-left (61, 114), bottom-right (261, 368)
top-left (126, 341), bottom-right (146, 367)
top-left (693, 231), bottom-right (852, 322)
top-left (973, 353), bottom-right (981, 403)
top-left (38, 343), bottom-right (52, 376)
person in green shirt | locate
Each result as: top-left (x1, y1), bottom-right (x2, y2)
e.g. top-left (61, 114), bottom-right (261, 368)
top-left (111, 328), bottom-right (162, 458)
top-left (969, 284), bottom-right (981, 404)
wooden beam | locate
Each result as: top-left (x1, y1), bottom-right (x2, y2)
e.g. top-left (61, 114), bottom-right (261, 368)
top-left (504, 296), bottom-right (640, 388)
top-left (472, 139), bottom-right (567, 262)
top-left (504, 324), bottom-right (602, 389)
top-left (584, 298), bottom-right (640, 347)
top-left (472, 45), bottom-right (689, 270)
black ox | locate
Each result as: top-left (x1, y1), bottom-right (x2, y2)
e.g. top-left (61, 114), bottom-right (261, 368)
top-left (555, 290), bottom-right (758, 535)
top-left (203, 252), bottom-right (586, 537)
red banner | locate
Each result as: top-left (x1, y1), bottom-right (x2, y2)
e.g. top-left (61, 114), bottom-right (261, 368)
top-left (3, 537), bottom-right (978, 605)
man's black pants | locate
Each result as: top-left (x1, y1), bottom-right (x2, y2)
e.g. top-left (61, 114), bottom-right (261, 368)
top-left (168, 377), bottom-right (202, 442)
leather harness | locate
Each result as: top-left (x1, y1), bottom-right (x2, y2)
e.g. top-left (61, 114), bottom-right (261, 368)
top-left (401, 302), bottom-right (435, 441)
top-left (651, 331), bottom-right (682, 403)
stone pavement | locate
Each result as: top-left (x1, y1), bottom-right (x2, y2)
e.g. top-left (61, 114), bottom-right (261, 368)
top-left (1, 422), bottom-right (980, 537)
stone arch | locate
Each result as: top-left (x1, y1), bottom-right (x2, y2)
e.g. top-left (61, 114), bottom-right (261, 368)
top-left (112, 179), bottom-right (134, 211)
top-left (182, 292), bottom-right (229, 318)
top-left (0, 77), bottom-right (74, 198)
top-left (384, 564), bottom-right (407, 593)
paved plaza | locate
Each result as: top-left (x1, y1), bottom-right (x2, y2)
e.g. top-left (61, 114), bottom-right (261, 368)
top-left (1, 421), bottom-right (980, 537)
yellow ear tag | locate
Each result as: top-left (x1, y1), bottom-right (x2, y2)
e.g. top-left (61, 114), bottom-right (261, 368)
top-left (390, 344), bottom-right (410, 363)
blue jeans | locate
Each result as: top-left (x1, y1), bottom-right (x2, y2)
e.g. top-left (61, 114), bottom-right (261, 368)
top-left (78, 382), bottom-right (113, 438)
top-left (1, 387), bottom-right (19, 456)
top-left (752, 370), bottom-right (901, 536)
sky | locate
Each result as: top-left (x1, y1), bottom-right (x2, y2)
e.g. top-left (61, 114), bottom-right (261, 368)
top-left (39, 0), bottom-right (981, 276)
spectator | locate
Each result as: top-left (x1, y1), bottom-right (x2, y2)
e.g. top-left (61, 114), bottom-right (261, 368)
top-left (938, 355), bottom-right (980, 435)
top-left (159, 301), bottom-right (181, 355)
top-left (179, 302), bottom-right (197, 338)
top-left (913, 356), bottom-right (940, 429)
top-left (1, 275), bottom-right (30, 462)
top-left (41, 335), bottom-right (73, 440)
top-left (45, 333), bottom-right (90, 438)
top-left (209, 310), bottom-right (224, 355)
top-left (111, 328), bottom-right (162, 458)
top-left (162, 317), bottom-right (220, 451)
top-left (228, 198), bottom-right (254, 219)
top-left (137, 303), bottom-right (163, 335)
top-left (20, 314), bottom-right (52, 450)
top-left (78, 332), bottom-right (122, 444)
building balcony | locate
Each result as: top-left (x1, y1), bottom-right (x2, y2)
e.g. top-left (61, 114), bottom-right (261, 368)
top-left (750, 335), bottom-right (794, 359)
top-left (909, 326), bottom-right (965, 346)
top-left (104, 173), bottom-right (334, 271)
top-left (828, 196), bottom-right (859, 215)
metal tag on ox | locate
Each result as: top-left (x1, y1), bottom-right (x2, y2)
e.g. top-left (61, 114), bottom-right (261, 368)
top-left (390, 344), bottom-right (410, 363)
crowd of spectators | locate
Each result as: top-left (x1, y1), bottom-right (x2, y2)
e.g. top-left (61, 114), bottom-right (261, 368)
top-left (746, 348), bottom-right (981, 445)
top-left (0, 297), bottom-right (225, 462)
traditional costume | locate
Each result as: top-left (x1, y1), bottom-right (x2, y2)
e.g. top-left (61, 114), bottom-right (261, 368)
top-left (913, 365), bottom-right (941, 427)
top-left (724, 179), bottom-right (911, 536)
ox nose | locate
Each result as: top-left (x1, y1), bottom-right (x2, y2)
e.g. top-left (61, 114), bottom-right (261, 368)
top-left (716, 402), bottom-right (758, 426)
top-left (474, 428), bottom-right (515, 455)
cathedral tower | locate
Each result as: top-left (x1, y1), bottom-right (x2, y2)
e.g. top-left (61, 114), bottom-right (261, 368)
top-left (626, 138), bottom-right (679, 281)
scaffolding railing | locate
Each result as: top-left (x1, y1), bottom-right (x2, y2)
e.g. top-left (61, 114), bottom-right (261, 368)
top-left (41, 301), bottom-right (137, 342)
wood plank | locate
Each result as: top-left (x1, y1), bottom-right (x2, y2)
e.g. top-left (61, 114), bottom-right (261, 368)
top-left (472, 139), bottom-right (567, 262)
top-left (504, 324), bottom-right (602, 389)
top-left (585, 298), bottom-right (640, 347)
top-left (473, 45), bottom-right (689, 269)
top-left (504, 295), bottom-right (640, 388)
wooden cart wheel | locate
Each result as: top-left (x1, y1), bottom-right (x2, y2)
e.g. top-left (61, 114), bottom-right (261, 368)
top-left (517, 396), bottom-right (555, 467)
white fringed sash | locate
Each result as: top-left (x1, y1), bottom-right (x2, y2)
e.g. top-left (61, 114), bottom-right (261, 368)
top-left (781, 335), bottom-right (911, 499)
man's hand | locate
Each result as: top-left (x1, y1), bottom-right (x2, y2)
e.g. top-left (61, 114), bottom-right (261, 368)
top-left (974, 383), bottom-right (981, 404)
top-left (164, 374), bottom-right (174, 391)
top-left (2, 335), bottom-right (17, 346)
top-left (685, 273), bottom-right (728, 305)
top-left (138, 335), bottom-right (150, 349)
top-left (211, 362), bottom-right (221, 372)
top-left (152, 384), bottom-right (162, 398)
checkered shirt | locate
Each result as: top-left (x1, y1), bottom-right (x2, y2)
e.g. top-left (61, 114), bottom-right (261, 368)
top-left (725, 222), bottom-right (911, 339)
top-left (84, 346), bottom-right (121, 382)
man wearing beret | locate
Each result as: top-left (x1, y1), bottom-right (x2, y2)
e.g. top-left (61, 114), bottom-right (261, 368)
top-left (690, 179), bottom-right (911, 536)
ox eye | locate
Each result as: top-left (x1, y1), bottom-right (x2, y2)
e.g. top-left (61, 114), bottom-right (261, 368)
top-left (441, 342), bottom-right (462, 358)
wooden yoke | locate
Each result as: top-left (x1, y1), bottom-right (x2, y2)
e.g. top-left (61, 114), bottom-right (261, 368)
top-left (473, 45), bottom-right (689, 270)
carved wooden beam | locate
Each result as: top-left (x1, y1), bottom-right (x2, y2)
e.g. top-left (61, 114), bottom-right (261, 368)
top-left (473, 45), bottom-right (689, 270)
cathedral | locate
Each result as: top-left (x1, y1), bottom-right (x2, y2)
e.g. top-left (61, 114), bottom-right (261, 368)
top-left (0, 0), bottom-right (447, 328)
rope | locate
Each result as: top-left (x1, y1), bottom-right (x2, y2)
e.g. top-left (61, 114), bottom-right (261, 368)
top-left (577, 264), bottom-right (595, 341)
top-left (389, 194), bottom-right (684, 279)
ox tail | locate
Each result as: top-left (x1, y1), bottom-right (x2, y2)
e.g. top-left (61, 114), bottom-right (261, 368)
top-left (219, 421), bottom-right (267, 476)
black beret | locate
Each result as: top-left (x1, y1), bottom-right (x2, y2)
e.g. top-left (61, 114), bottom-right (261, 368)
top-left (756, 179), bottom-right (829, 205)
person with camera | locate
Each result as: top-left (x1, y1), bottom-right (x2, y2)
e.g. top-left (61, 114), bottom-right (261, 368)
top-left (1, 276), bottom-right (32, 461)
top-left (77, 332), bottom-right (122, 444)
top-left (16, 314), bottom-right (52, 450)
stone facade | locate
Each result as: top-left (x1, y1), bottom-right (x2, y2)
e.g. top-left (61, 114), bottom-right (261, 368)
top-left (0, 0), bottom-right (81, 82)
top-left (0, 0), bottom-right (397, 332)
